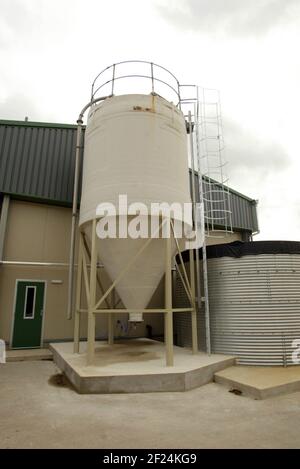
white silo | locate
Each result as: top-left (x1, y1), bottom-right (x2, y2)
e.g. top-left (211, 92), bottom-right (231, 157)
top-left (80, 93), bottom-right (191, 316)
top-left (70, 61), bottom-right (199, 367)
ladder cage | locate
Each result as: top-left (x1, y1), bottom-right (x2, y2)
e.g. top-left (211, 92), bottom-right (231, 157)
top-left (180, 85), bottom-right (233, 238)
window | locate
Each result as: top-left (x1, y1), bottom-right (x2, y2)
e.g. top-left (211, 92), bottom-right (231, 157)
top-left (23, 286), bottom-right (36, 319)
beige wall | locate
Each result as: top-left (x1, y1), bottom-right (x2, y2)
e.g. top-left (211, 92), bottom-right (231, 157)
top-left (0, 200), bottom-right (242, 347)
top-left (0, 200), bottom-right (76, 344)
top-left (4, 200), bottom-right (74, 263)
top-left (0, 200), bottom-right (164, 346)
top-left (0, 265), bottom-right (74, 343)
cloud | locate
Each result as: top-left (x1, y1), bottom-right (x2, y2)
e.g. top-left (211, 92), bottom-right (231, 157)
top-left (0, 93), bottom-right (46, 121)
top-left (224, 117), bottom-right (290, 176)
top-left (156, 0), bottom-right (300, 37)
top-left (219, 117), bottom-right (298, 240)
top-left (0, 0), bottom-right (35, 47)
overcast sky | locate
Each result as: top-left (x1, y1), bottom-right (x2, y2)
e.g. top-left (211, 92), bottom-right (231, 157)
top-left (1, 0), bottom-right (300, 241)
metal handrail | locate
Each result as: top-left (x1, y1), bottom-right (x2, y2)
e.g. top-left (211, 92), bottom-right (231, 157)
top-left (91, 60), bottom-right (181, 106)
top-left (92, 75), bottom-right (181, 106)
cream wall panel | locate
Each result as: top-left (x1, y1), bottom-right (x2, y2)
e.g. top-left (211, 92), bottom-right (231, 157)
top-left (4, 201), bottom-right (73, 263)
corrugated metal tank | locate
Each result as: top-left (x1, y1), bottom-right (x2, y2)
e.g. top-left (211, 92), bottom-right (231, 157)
top-left (80, 94), bottom-right (192, 318)
top-left (174, 241), bottom-right (300, 365)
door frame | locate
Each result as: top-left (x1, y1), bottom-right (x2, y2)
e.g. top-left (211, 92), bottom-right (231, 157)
top-left (10, 279), bottom-right (47, 349)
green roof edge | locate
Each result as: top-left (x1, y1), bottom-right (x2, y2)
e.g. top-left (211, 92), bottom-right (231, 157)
top-left (0, 119), bottom-right (82, 130)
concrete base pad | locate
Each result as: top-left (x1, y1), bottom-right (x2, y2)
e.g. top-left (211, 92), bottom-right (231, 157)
top-left (215, 365), bottom-right (300, 399)
top-left (50, 339), bottom-right (235, 394)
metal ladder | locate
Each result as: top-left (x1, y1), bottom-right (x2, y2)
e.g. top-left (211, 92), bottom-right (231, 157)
top-left (180, 85), bottom-right (233, 354)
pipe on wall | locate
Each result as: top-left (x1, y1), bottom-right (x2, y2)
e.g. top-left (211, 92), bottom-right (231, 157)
top-left (0, 195), bottom-right (10, 263)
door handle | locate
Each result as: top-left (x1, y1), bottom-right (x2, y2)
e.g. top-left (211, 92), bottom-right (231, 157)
top-left (40, 309), bottom-right (44, 317)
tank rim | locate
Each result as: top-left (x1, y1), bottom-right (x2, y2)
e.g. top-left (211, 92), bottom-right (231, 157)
top-left (179, 240), bottom-right (300, 262)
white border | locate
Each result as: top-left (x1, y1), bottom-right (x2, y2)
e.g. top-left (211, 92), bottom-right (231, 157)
top-left (23, 286), bottom-right (36, 320)
top-left (10, 279), bottom-right (47, 349)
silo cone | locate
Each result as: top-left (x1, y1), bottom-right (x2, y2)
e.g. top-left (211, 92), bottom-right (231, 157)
top-left (79, 94), bottom-right (192, 319)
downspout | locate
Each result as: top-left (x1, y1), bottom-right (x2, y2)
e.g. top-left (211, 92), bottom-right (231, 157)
top-left (67, 95), bottom-right (111, 320)
top-left (0, 195), bottom-right (10, 264)
top-left (251, 199), bottom-right (260, 238)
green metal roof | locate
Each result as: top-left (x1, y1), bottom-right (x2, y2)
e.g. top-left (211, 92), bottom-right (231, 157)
top-left (0, 119), bottom-right (79, 130)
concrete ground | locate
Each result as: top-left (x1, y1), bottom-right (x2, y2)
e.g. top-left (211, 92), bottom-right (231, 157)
top-left (1, 360), bottom-right (300, 449)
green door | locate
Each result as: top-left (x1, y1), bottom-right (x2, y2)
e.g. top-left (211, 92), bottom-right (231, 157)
top-left (12, 281), bottom-right (45, 348)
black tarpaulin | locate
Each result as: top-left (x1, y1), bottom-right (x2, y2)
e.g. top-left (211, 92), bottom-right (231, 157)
top-left (179, 240), bottom-right (300, 263)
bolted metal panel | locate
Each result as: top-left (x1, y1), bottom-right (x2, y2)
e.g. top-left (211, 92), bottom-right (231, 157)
top-left (174, 253), bottom-right (300, 365)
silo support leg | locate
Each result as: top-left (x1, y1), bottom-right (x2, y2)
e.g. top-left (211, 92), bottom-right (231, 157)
top-left (108, 290), bottom-right (115, 345)
top-left (87, 219), bottom-right (97, 365)
top-left (165, 312), bottom-right (173, 367)
top-left (165, 223), bottom-right (174, 367)
top-left (87, 313), bottom-right (96, 365)
top-left (73, 312), bottom-right (81, 354)
top-left (74, 233), bottom-right (83, 354)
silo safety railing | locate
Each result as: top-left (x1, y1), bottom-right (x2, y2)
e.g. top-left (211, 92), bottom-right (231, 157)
top-left (91, 60), bottom-right (182, 107)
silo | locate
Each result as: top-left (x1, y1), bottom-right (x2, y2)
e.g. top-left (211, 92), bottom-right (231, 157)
top-left (80, 93), bottom-right (191, 318)
top-left (174, 241), bottom-right (300, 365)
top-left (70, 62), bottom-right (198, 367)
